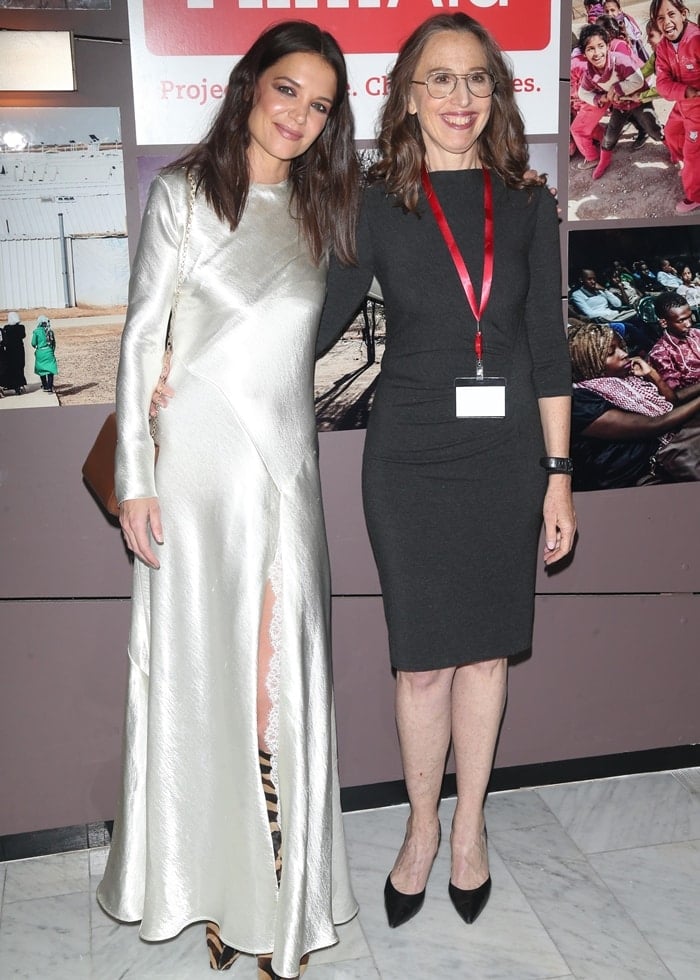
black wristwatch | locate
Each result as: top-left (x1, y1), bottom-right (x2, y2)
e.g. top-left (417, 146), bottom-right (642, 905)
top-left (539, 456), bottom-right (574, 475)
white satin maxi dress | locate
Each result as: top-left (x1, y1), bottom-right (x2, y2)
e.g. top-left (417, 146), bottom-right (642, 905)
top-left (97, 171), bottom-right (357, 977)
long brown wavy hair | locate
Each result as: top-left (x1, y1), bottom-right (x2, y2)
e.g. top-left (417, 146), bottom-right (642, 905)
top-left (369, 13), bottom-right (540, 212)
top-left (167, 21), bottom-right (360, 264)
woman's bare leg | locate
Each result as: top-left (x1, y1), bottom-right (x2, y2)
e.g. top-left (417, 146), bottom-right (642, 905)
top-left (390, 666), bottom-right (455, 893)
top-left (449, 658), bottom-right (507, 889)
top-left (257, 579), bottom-right (277, 751)
top-left (208, 581), bottom-right (280, 970)
top-left (257, 577), bottom-right (282, 880)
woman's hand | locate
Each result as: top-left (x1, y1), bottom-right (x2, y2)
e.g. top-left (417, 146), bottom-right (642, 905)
top-left (630, 357), bottom-right (677, 403)
top-left (542, 475), bottom-right (576, 566)
top-left (120, 497), bottom-right (164, 568)
top-left (629, 355), bottom-right (653, 378)
top-left (523, 170), bottom-right (562, 218)
top-left (150, 381), bottom-right (175, 419)
top-left (150, 350), bottom-right (174, 419)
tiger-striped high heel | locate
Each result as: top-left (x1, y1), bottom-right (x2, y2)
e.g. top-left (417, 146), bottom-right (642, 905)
top-left (257, 751), bottom-right (310, 978)
top-left (206, 921), bottom-right (240, 971)
top-left (259, 749), bottom-right (282, 886)
top-left (257, 952), bottom-right (309, 979)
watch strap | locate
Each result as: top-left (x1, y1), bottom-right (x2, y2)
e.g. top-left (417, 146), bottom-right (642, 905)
top-left (539, 456), bottom-right (574, 475)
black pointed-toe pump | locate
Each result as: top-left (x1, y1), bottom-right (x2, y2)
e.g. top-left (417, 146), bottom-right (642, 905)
top-left (448, 874), bottom-right (492, 924)
top-left (384, 874), bottom-right (426, 928)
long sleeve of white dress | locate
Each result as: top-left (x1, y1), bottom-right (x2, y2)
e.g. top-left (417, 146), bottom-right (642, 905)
top-left (115, 175), bottom-right (186, 503)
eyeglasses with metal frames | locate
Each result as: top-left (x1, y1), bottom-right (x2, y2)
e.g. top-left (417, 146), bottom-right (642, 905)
top-left (411, 70), bottom-right (496, 99)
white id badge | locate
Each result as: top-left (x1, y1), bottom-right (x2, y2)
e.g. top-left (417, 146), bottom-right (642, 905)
top-left (455, 377), bottom-right (506, 418)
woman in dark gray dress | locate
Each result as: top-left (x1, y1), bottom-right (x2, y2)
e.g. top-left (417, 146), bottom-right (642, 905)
top-left (318, 13), bottom-right (576, 927)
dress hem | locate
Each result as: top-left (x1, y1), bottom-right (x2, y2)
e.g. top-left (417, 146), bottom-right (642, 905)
top-left (390, 646), bottom-right (530, 672)
top-left (96, 891), bottom-right (360, 955)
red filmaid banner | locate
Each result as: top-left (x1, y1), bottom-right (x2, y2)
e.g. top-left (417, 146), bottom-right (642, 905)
top-left (142, 0), bottom-right (550, 57)
top-left (128, 0), bottom-right (559, 143)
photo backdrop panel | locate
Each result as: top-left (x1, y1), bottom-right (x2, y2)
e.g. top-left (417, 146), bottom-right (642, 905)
top-left (0, 107), bottom-right (127, 407)
top-left (568, 1), bottom-right (700, 221)
top-left (567, 224), bottom-right (700, 491)
top-left (127, 0), bottom-right (561, 144)
top-left (0, 107), bottom-right (126, 310)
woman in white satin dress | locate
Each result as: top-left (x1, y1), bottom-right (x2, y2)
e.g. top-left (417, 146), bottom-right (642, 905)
top-left (96, 22), bottom-right (360, 979)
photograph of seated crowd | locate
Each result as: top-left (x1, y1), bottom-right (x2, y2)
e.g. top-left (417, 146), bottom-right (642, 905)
top-left (567, 246), bottom-right (700, 491)
top-left (569, 0), bottom-right (700, 220)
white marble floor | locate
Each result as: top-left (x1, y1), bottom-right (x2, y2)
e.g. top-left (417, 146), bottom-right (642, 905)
top-left (1, 769), bottom-right (699, 979)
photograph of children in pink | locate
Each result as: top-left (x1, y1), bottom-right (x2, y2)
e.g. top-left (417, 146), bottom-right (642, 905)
top-left (572, 21), bottom-right (663, 178)
top-left (569, 1), bottom-right (700, 221)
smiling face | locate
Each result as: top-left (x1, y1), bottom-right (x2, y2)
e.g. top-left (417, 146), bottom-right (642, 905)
top-left (408, 30), bottom-right (493, 171)
top-left (604, 1), bottom-right (622, 18)
top-left (583, 32), bottom-right (609, 71)
top-left (246, 51), bottom-right (336, 183)
top-left (655, 1), bottom-right (688, 42)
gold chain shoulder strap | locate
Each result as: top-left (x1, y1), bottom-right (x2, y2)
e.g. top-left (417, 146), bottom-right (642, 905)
top-left (167, 170), bottom-right (197, 352)
top-left (150, 171), bottom-right (196, 439)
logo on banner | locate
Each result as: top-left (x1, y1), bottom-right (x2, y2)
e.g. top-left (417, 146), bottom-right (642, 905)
top-left (142, 0), bottom-right (550, 56)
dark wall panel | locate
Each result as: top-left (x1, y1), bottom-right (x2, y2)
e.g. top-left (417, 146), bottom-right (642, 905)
top-left (504, 594), bottom-right (700, 766)
top-left (319, 431), bottom-right (380, 596)
top-left (0, 405), bottom-right (131, 599)
top-left (325, 593), bottom-right (700, 793)
top-left (539, 484), bottom-right (700, 596)
top-left (2, 418), bottom-right (699, 602)
top-left (319, 430), bottom-right (700, 597)
top-left (0, 600), bottom-right (129, 837)
top-left (331, 597), bottom-right (397, 789)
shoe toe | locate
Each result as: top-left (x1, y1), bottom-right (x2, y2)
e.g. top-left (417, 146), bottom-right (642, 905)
top-left (675, 200), bottom-right (699, 214)
top-left (384, 875), bottom-right (426, 928)
top-left (448, 875), bottom-right (492, 925)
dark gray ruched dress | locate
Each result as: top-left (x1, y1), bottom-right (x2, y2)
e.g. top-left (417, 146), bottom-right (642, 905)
top-left (317, 170), bottom-right (571, 671)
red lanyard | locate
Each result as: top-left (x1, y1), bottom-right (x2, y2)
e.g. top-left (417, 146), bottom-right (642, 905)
top-left (421, 166), bottom-right (493, 378)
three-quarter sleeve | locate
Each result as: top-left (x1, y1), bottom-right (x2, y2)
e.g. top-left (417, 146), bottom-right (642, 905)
top-left (316, 193), bottom-right (375, 359)
top-left (524, 187), bottom-right (572, 398)
top-left (115, 174), bottom-right (188, 503)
